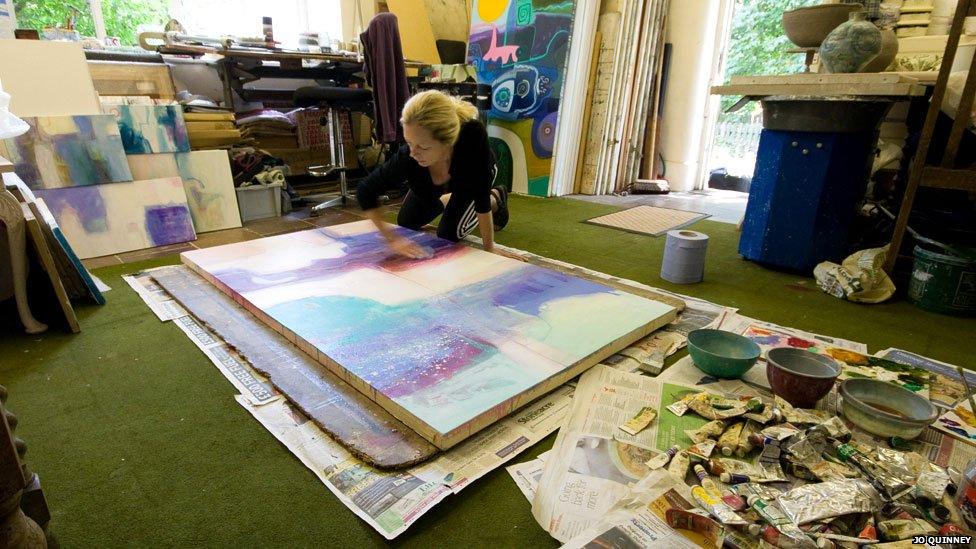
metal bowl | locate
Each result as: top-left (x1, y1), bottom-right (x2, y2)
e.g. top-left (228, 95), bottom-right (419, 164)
top-left (687, 329), bottom-right (761, 379)
top-left (840, 378), bottom-right (939, 439)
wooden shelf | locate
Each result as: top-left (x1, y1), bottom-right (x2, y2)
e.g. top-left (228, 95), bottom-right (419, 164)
top-left (712, 73), bottom-right (927, 97)
top-left (921, 166), bottom-right (976, 191)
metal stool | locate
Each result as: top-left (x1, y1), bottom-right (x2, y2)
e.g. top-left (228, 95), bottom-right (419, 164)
top-left (293, 86), bottom-right (373, 213)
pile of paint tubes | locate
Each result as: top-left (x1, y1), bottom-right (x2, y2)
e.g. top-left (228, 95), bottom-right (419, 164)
top-left (648, 391), bottom-right (976, 548)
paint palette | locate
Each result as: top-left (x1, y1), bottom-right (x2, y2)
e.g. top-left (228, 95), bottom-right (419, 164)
top-left (182, 221), bottom-right (676, 448)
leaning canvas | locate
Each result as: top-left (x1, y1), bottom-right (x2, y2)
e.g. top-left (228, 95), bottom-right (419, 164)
top-left (182, 221), bottom-right (675, 448)
top-left (127, 151), bottom-right (242, 233)
top-left (35, 177), bottom-right (196, 259)
top-left (1, 115), bottom-right (132, 190)
top-left (104, 104), bottom-right (191, 154)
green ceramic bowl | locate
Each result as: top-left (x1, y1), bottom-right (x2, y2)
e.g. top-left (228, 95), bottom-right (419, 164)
top-left (687, 329), bottom-right (761, 379)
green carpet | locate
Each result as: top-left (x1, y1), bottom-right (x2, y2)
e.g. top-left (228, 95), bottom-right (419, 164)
top-left (0, 195), bottom-right (972, 547)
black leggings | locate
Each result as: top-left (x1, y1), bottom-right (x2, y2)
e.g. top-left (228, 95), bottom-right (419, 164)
top-left (397, 189), bottom-right (480, 242)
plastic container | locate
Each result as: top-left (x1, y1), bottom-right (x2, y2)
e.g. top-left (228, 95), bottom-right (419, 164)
top-left (908, 245), bottom-right (976, 316)
top-left (955, 457), bottom-right (976, 529)
top-left (235, 181), bottom-right (283, 223)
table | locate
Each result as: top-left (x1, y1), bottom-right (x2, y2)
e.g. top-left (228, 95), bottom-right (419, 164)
top-left (711, 74), bottom-right (929, 271)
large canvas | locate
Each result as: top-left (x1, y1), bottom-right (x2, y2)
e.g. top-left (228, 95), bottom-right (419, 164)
top-left (104, 104), bottom-right (191, 154)
top-left (128, 151), bottom-right (242, 233)
top-left (182, 221), bottom-right (675, 448)
top-left (35, 177), bottom-right (196, 259)
top-left (1, 115), bottom-right (132, 190)
top-left (468, 0), bottom-right (576, 197)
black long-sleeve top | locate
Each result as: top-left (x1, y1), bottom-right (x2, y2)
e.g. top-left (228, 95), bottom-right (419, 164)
top-left (356, 119), bottom-right (495, 213)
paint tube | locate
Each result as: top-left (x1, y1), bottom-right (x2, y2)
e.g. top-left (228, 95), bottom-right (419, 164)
top-left (685, 420), bottom-right (727, 444)
top-left (736, 420), bottom-right (761, 457)
top-left (724, 525), bottom-right (763, 549)
top-left (775, 396), bottom-right (832, 425)
top-left (876, 519), bottom-right (936, 541)
top-left (776, 480), bottom-right (881, 525)
top-left (762, 423), bottom-right (801, 441)
top-left (668, 450), bottom-right (691, 480)
top-left (708, 456), bottom-right (760, 478)
top-left (646, 444), bottom-right (679, 469)
top-left (694, 463), bottom-right (723, 500)
top-left (692, 485), bottom-right (747, 525)
top-left (924, 504), bottom-right (950, 525)
top-left (618, 406), bottom-right (657, 436)
top-left (832, 441), bottom-right (911, 500)
top-left (687, 440), bottom-right (717, 460)
top-left (749, 523), bottom-right (818, 549)
top-left (812, 532), bottom-right (877, 545)
top-left (732, 483), bottom-right (784, 504)
top-left (806, 417), bottom-right (851, 442)
top-left (688, 393), bottom-right (751, 420)
top-left (723, 493), bottom-right (748, 511)
top-left (749, 496), bottom-right (819, 549)
top-left (757, 438), bottom-right (788, 482)
top-left (914, 469), bottom-right (951, 507)
top-left (743, 399), bottom-right (776, 424)
top-left (719, 421), bottom-right (745, 457)
top-left (667, 393), bottom-right (696, 416)
top-left (861, 541), bottom-right (913, 548)
top-left (858, 516), bottom-right (877, 541)
top-left (664, 508), bottom-right (725, 548)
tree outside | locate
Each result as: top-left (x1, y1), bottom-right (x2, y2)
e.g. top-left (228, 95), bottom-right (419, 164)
top-left (14, 0), bottom-right (170, 46)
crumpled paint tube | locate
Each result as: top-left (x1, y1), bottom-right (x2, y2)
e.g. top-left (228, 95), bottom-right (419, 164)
top-left (736, 420), bottom-right (761, 457)
top-left (743, 400), bottom-right (776, 424)
top-left (775, 479), bottom-right (881, 525)
top-left (876, 518), bottom-right (936, 541)
top-left (756, 438), bottom-right (788, 482)
top-left (732, 482), bottom-right (784, 503)
top-left (668, 450), bottom-right (691, 480)
top-left (692, 485), bottom-right (748, 525)
top-left (694, 464), bottom-right (723, 500)
top-left (774, 396), bottom-right (832, 425)
top-left (761, 423), bottom-right (800, 441)
top-left (914, 469), bottom-right (951, 506)
top-left (646, 444), bottom-right (679, 469)
top-left (685, 420), bottom-right (726, 444)
top-left (748, 496), bottom-right (818, 549)
top-left (665, 508), bottom-right (725, 549)
top-left (708, 457), bottom-right (760, 478)
top-left (688, 440), bottom-right (717, 460)
top-left (719, 421), bottom-right (745, 457)
top-left (833, 441), bottom-right (911, 500)
top-left (667, 393), bottom-right (696, 416)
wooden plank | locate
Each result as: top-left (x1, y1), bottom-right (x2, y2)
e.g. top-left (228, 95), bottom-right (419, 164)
top-left (87, 60), bottom-right (177, 100)
top-left (21, 204), bottom-right (80, 333)
top-left (152, 266), bottom-right (439, 469)
top-left (574, 30), bottom-right (603, 194)
top-left (922, 166), bottom-right (976, 191)
top-left (710, 82), bottom-right (927, 97)
top-left (641, 5), bottom-right (669, 179)
top-left (729, 73), bottom-right (916, 85)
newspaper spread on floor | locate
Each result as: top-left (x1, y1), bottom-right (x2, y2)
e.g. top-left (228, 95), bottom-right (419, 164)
top-left (531, 364), bottom-right (727, 543)
top-left (506, 451), bottom-right (550, 502)
top-left (126, 266), bottom-right (574, 539)
top-left (560, 470), bottom-right (703, 549)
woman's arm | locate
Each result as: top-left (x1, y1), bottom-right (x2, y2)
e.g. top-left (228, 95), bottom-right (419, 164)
top-left (365, 207), bottom-right (429, 258)
top-left (477, 211), bottom-right (494, 253)
top-left (356, 148), bottom-right (429, 258)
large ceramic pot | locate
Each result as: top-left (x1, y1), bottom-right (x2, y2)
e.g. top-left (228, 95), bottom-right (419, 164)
top-left (782, 3), bottom-right (862, 48)
top-left (820, 11), bottom-right (883, 73)
top-left (862, 28), bottom-right (899, 72)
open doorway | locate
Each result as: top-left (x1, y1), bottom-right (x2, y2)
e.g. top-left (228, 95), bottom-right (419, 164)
top-left (702, 0), bottom-right (808, 195)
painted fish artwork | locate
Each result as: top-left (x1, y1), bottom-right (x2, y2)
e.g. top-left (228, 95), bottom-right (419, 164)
top-left (104, 104), bottom-right (190, 154)
top-left (182, 220), bottom-right (674, 448)
top-left (1, 115), bottom-right (132, 190)
top-left (35, 177), bottom-right (196, 259)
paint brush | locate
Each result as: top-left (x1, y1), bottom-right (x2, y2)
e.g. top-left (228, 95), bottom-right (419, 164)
top-left (956, 366), bottom-right (976, 415)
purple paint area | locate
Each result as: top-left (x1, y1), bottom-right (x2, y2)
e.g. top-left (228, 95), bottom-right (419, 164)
top-left (145, 205), bottom-right (195, 246)
top-left (34, 186), bottom-right (108, 233)
top-left (213, 227), bottom-right (464, 293)
top-left (488, 264), bottom-right (616, 316)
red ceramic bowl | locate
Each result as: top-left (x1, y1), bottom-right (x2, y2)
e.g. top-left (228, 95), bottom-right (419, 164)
top-left (766, 347), bottom-right (841, 408)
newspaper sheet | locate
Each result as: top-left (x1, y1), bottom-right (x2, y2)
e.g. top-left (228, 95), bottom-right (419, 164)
top-left (238, 385), bottom-right (573, 539)
top-left (126, 265), bottom-right (576, 538)
top-left (607, 294), bottom-right (734, 375)
top-left (561, 470), bottom-right (702, 549)
top-left (506, 451), bottom-right (550, 502)
top-left (532, 365), bottom-right (713, 543)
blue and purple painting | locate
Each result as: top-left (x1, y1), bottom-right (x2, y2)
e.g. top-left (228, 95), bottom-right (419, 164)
top-left (106, 105), bottom-right (190, 154)
top-left (468, 0), bottom-right (576, 197)
top-left (182, 221), bottom-right (673, 447)
top-left (2, 115), bottom-right (132, 190)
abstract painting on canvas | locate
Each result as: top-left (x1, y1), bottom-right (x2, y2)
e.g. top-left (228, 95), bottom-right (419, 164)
top-left (1, 115), bottom-right (132, 190)
top-left (182, 221), bottom-right (675, 448)
top-left (35, 177), bottom-right (196, 259)
top-left (128, 151), bottom-right (242, 233)
top-left (104, 104), bottom-right (191, 154)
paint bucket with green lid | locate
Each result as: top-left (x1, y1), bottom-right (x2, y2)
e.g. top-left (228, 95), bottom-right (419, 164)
top-left (908, 245), bottom-right (976, 315)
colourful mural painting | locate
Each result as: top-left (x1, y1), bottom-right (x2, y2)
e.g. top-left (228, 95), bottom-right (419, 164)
top-left (468, 0), bottom-right (576, 197)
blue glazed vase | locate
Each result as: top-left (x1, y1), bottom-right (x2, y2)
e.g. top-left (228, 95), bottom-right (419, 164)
top-left (819, 11), bottom-right (882, 73)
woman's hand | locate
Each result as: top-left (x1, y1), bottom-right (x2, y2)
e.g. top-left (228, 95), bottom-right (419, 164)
top-left (389, 235), bottom-right (431, 259)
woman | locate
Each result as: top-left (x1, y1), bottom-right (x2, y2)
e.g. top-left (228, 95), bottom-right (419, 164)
top-left (356, 90), bottom-right (509, 258)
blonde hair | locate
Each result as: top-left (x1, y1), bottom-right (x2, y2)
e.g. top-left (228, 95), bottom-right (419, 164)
top-left (401, 90), bottom-right (479, 146)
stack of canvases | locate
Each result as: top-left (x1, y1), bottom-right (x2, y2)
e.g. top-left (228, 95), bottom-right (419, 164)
top-left (0, 93), bottom-right (242, 260)
top-left (571, 0), bottom-right (670, 195)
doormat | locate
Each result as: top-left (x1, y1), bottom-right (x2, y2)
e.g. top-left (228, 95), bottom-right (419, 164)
top-left (585, 205), bottom-right (710, 236)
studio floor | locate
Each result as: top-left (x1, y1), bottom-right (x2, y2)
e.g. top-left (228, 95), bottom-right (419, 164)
top-left (1, 194), bottom-right (973, 547)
